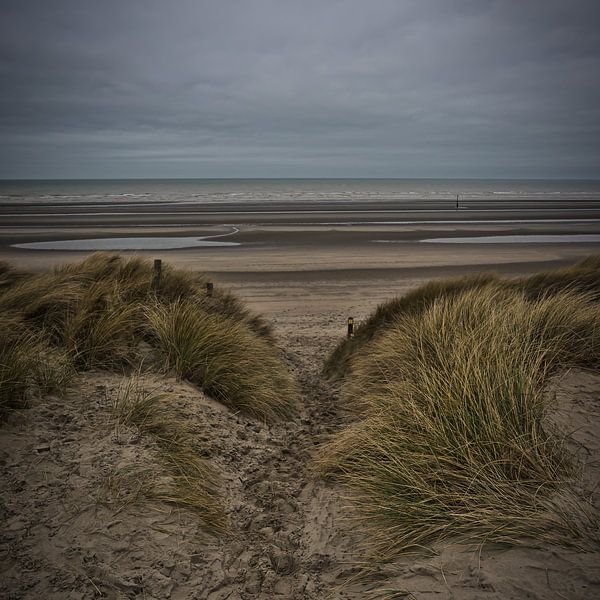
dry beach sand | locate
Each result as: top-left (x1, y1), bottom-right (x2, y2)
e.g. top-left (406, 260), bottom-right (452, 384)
top-left (1, 200), bottom-right (600, 599)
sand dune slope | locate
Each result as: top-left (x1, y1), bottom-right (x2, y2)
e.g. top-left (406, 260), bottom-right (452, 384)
top-left (1, 314), bottom-right (599, 599)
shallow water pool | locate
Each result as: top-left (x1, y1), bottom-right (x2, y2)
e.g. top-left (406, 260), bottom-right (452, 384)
top-left (419, 234), bottom-right (600, 244)
top-left (12, 236), bottom-right (240, 251)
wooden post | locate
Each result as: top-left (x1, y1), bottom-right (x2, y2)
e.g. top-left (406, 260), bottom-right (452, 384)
top-left (206, 282), bottom-right (214, 297)
top-left (347, 317), bottom-right (354, 338)
top-left (456, 194), bottom-right (459, 210)
top-left (152, 259), bottom-right (162, 290)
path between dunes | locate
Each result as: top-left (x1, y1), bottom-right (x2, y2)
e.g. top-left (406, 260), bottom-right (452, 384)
top-left (1, 308), bottom-right (600, 599)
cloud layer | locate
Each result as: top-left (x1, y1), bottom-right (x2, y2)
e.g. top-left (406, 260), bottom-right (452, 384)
top-left (1, 0), bottom-right (599, 178)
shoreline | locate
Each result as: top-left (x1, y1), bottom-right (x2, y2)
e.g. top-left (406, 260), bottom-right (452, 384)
top-left (2, 198), bottom-right (599, 324)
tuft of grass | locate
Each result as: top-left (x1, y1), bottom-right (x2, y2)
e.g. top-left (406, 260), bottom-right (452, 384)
top-left (324, 273), bottom-right (500, 379)
top-left (33, 349), bottom-right (76, 397)
top-left (0, 260), bottom-right (31, 290)
top-left (0, 272), bottom-right (85, 333)
top-left (324, 256), bottom-right (600, 380)
top-left (60, 282), bottom-right (140, 369)
top-left (510, 255), bottom-right (600, 301)
top-left (0, 316), bottom-right (39, 413)
top-left (144, 299), bottom-right (300, 421)
top-left (53, 252), bottom-right (273, 338)
top-left (315, 286), bottom-right (600, 558)
top-left (0, 316), bottom-right (74, 417)
top-left (112, 376), bottom-right (165, 430)
top-left (96, 466), bottom-right (157, 512)
top-left (111, 376), bottom-right (225, 531)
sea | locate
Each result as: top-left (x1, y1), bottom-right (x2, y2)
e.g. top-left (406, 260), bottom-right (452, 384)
top-left (1, 179), bottom-right (600, 207)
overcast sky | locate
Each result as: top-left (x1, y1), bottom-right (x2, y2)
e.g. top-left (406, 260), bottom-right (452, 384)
top-left (1, 0), bottom-right (599, 179)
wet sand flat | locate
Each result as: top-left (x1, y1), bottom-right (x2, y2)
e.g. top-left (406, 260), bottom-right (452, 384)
top-left (2, 198), bottom-right (599, 319)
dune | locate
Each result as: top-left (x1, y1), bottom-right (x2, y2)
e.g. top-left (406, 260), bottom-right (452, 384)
top-left (1, 256), bottom-right (599, 599)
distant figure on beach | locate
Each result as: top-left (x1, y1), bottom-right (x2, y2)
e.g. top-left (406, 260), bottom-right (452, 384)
top-left (456, 194), bottom-right (459, 210)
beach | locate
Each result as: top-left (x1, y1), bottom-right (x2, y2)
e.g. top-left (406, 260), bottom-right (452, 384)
top-left (3, 0), bottom-right (600, 594)
top-left (1, 187), bottom-right (600, 599)
top-left (2, 189), bottom-right (600, 317)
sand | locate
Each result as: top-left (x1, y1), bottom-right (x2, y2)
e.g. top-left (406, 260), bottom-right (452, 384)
top-left (1, 202), bottom-right (600, 598)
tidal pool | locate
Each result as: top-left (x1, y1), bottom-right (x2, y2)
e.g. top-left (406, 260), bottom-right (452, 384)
top-left (13, 236), bottom-right (240, 251)
top-left (419, 234), bottom-right (600, 244)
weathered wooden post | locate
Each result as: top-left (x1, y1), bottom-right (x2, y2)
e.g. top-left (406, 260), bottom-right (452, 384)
top-left (347, 316), bottom-right (354, 338)
top-left (152, 259), bottom-right (162, 290)
top-left (206, 282), bottom-right (214, 297)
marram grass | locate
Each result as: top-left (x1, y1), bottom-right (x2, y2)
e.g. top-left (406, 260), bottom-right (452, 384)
top-left (324, 255), bottom-right (600, 379)
top-left (0, 253), bottom-right (296, 422)
top-left (0, 315), bottom-right (73, 417)
top-left (0, 253), bottom-right (272, 340)
top-left (60, 282), bottom-right (140, 369)
top-left (111, 376), bottom-right (225, 531)
top-left (145, 299), bottom-right (300, 421)
top-left (315, 285), bottom-right (600, 558)
top-left (323, 272), bottom-right (501, 379)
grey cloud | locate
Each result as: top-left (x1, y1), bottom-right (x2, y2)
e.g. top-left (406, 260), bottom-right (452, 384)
top-left (1, 0), bottom-right (599, 178)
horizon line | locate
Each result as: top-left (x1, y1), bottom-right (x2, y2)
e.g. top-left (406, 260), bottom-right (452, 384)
top-left (2, 176), bottom-right (600, 183)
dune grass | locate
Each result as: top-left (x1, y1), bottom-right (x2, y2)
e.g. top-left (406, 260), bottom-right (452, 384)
top-left (0, 317), bottom-right (42, 414)
top-left (111, 376), bottom-right (225, 531)
top-left (1, 253), bottom-right (298, 531)
top-left (1, 254), bottom-right (298, 525)
top-left (510, 255), bottom-right (600, 300)
top-left (0, 315), bottom-right (73, 417)
top-left (0, 253), bottom-right (272, 338)
top-left (0, 253), bottom-right (296, 422)
top-left (324, 273), bottom-right (501, 379)
top-left (96, 465), bottom-right (157, 512)
top-left (60, 283), bottom-right (141, 369)
top-left (316, 284), bottom-right (600, 557)
top-left (145, 299), bottom-right (300, 421)
top-left (324, 256), bottom-right (600, 380)
top-left (0, 260), bottom-right (31, 290)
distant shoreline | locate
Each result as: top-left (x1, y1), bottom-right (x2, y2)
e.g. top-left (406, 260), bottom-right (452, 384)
top-left (1, 182), bottom-right (598, 301)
